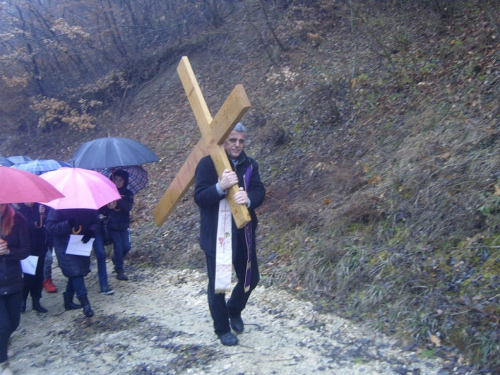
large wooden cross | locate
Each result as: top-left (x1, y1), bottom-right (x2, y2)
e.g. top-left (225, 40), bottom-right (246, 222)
top-left (153, 56), bottom-right (251, 229)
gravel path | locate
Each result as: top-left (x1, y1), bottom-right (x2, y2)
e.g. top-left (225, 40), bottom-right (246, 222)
top-left (8, 259), bottom-right (459, 375)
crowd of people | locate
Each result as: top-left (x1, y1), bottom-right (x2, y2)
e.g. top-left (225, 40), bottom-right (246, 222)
top-left (0, 170), bottom-right (134, 375)
top-left (0, 121), bottom-right (266, 375)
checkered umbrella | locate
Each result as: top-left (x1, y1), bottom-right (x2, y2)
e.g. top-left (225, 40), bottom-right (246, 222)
top-left (96, 165), bottom-right (148, 194)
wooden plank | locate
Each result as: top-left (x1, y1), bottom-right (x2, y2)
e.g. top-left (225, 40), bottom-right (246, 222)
top-left (208, 144), bottom-right (251, 228)
top-left (153, 141), bottom-right (206, 226)
top-left (152, 85), bottom-right (250, 227)
top-left (177, 56), bottom-right (213, 139)
top-left (211, 84), bottom-right (251, 144)
top-left (153, 56), bottom-right (252, 229)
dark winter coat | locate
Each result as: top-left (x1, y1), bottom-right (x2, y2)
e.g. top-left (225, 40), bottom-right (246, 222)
top-left (45, 208), bottom-right (100, 278)
top-left (101, 186), bottom-right (134, 231)
top-left (194, 151), bottom-right (265, 256)
top-left (0, 212), bottom-right (30, 295)
top-left (15, 203), bottom-right (49, 258)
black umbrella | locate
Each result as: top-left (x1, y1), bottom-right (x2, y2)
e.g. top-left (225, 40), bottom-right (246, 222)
top-left (71, 137), bottom-right (159, 169)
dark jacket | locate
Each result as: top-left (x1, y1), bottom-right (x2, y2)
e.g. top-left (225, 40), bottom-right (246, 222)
top-left (45, 208), bottom-right (100, 278)
top-left (0, 212), bottom-right (30, 295)
top-left (194, 151), bottom-right (265, 256)
top-left (15, 203), bottom-right (49, 258)
top-left (101, 185), bottom-right (134, 231)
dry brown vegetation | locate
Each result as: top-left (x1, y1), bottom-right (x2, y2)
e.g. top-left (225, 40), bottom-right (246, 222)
top-left (1, 0), bottom-right (500, 372)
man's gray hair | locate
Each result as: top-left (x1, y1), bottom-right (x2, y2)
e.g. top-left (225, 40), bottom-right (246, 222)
top-left (234, 122), bottom-right (247, 134)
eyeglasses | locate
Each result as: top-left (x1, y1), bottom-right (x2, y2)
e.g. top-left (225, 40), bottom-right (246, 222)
top-left (227, 138), bottom-right (245, 145)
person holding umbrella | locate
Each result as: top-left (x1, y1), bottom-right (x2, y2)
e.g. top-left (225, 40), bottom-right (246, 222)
top-left (0, 166), bottom-right (61, 374)
top-left (0, 204), bottom-right (30, 374)
top-left (99, 169), bottom-right (134, 282)
top-left (10, 159), bottom-right (71, 297)
top-left (45, 209), bottom-right (100, 317)
top-left (71, 137), bottom-right (156, 286)
top-left (40, 167), bottom-right (122, 317)
top-left (92, 166), bottom-right (147, 292)
top-left (14, 203), bottom-right (50, 313)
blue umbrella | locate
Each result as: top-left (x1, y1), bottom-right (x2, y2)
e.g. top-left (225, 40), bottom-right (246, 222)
top-left (0, 156), bottom-right (13, 166)
top-left (7, 155), bottom-right (32, 164)
top-left (11, 159), bottom-right (70, 175)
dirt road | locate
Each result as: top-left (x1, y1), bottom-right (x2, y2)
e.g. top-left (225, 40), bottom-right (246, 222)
top-left (8, 260), bottom-right (456, 375)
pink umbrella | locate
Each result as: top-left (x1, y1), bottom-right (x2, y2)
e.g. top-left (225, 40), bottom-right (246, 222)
top-left (0, 165), bottom-right (64, 237)
top-left (39, 167), bottom-right (121, 210)
top-left (0, 165), bottom-right (64, 204)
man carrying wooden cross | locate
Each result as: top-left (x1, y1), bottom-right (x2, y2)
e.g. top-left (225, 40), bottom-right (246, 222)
top-left (194, 122), bottom-right (266, 346)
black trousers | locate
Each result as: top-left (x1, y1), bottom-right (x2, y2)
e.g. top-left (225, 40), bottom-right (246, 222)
top-left (22, 251), bottom-right (46, 301)
top-left (0, 291), bottom-right (22, 363)
top-left (205, 236), bottom-right (260, 335)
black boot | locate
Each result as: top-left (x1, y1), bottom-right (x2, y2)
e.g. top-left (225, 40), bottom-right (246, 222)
top-left (32, 298), bottom-right (48, 313)
top-left (20, 299), bottom-right (27, 313)
top-left (116, 268), bottom-right (129, 281)
top-left (63, 292), bottom-right (82, 310)
top-left (78, 295), bottom-right (94, 317)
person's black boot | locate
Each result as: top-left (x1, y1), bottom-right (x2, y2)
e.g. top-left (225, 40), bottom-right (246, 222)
top-left (78, 295), bottom-right (94, 317)
top-left (116, 268), bottom-right (129, 281)
top-left (218, 332), bottom-right (239, 346)
top-left (20, 298), bottom-right (27, 313)
top-left (229, 315), bottom-right (244, 333)
top-left (32, 298), bottom-right (48, 313)
top-left (63, 291), bottom-right (82, 310)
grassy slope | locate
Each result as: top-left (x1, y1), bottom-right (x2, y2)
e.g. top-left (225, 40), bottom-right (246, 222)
top-left (1, 0), bottom-right (499, 371)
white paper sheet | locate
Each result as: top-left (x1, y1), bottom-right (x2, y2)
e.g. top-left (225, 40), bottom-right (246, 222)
top-left (21, 255), bottom-right (39, 275)
top-left (65, 234), bottom-right (94, 257)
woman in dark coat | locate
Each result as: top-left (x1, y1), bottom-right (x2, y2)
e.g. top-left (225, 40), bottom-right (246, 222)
top-left (0, 204), bottom-right (30, 373)
top-left (15, 203), bottom-right (49, 313)
top-left (45, 208), bottom-right (100, 317)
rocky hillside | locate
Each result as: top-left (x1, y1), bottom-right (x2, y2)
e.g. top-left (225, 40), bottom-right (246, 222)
top-left (1, 0), bottom-right (499, 371)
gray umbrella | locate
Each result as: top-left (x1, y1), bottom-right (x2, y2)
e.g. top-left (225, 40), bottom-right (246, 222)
top-left (71, 137), bottom-right (159, 169)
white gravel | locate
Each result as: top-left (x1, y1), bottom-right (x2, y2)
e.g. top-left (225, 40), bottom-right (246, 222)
top-left (8, 259), bottom-right (451, 375)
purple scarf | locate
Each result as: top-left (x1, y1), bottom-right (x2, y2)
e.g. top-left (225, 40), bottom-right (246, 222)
top-left (243, 164), bottom-right (253, 292)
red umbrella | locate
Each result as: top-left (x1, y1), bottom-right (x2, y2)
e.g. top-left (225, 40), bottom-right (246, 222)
top-left (0, 166), bottom-right (65, 204)
top-left (40, 167), bottom-right (121, 210)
